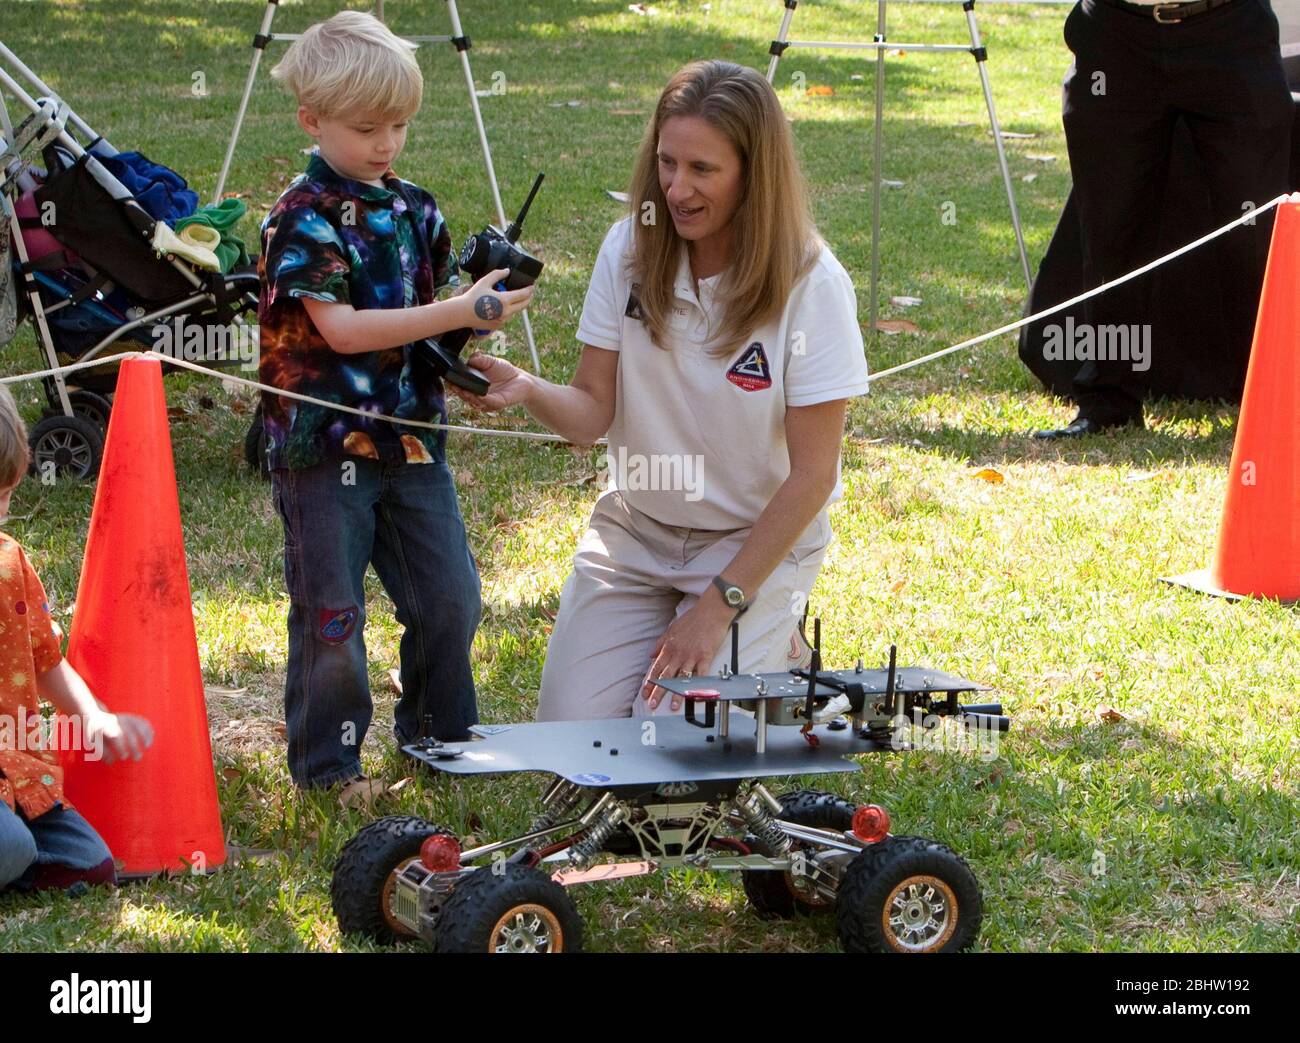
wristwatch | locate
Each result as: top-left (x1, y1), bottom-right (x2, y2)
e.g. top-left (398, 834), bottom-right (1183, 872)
top-left (712, 575), bottom-right (748, 614)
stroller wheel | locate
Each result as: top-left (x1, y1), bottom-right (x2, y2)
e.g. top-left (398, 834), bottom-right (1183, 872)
top-left (28, 415), bottom-right (104, 482)
top-left (67, 391), bottom-right (113, 430)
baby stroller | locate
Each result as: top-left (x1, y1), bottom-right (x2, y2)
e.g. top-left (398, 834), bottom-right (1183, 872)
top-left (1, 41), bottom-right (259, 479)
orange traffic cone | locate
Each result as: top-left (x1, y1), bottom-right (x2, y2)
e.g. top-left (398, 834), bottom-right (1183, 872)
top-left (1167, 194), bottom-right (1300, 601)
top-left (58, 356), bottom-right (226, 874)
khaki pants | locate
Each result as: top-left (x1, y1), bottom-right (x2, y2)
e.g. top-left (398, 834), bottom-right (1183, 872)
top-left (537, 491), bottom-right (832, 721)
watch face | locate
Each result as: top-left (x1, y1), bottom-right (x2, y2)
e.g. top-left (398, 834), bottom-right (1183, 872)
top-left (726, 587), bottom-right (744, 606)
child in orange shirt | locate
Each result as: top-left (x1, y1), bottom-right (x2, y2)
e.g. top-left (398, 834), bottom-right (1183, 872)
top-left (0, 385), bottom-right (154, 894)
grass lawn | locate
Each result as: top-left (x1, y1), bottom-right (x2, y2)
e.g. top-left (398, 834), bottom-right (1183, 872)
top-left (1, 0), bottom-right (1296, 952)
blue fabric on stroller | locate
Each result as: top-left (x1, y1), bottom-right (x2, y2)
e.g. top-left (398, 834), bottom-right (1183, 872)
top-left (99, 151), bottom-right (198, 225)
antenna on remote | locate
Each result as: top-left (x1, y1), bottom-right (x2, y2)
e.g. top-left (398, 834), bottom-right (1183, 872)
top-left (505, 173), bottom-right (545, 243)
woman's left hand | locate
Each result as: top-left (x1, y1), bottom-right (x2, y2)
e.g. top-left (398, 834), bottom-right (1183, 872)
top-left (642, 598), bottom-right (736, 711)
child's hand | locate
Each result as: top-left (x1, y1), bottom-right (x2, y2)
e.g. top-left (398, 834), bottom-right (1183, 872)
top-left (85, 710), bottom-right (155, 765)
top-left (449, 352), bottom-right (534, 413)
top-left (462, 268), bottom-right (535, 332)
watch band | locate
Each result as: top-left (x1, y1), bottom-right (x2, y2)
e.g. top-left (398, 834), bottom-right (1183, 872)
top-left (712, 574), bottom-right (747, 612)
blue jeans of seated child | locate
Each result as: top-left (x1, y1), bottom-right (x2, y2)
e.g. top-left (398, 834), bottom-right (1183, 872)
top-left (271, 453), bottom-right (482, 788)
top-left (0, 801), bottom-right (113, 890)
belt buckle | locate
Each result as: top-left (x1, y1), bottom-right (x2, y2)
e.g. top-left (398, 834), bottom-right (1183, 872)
top-left (1152, 2), bottom-right (1184, 23)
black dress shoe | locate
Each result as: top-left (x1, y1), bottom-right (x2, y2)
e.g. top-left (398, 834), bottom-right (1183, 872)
top-left (1032, 412), bottom-right (1144, 440)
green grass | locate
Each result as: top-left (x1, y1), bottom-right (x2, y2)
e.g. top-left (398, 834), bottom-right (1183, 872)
top-left (1, 0), bottom-right (1297, 952)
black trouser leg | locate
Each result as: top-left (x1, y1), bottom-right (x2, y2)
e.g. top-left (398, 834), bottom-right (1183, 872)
top-left (1062, 1), bottom-right (1177, 420)
top-left (1172, 4), bottom-right (1294, 386)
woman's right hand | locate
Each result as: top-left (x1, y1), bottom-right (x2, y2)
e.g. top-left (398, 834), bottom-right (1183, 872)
top-left (448, 352), bottom-right (534, 412)
top-left (461, 268), bottom-right (535, 332)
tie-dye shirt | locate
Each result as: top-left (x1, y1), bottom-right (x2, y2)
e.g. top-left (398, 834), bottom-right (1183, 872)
top-left (257, 151), bottom-right (460, 469)
top-left (0, 532), bottom-right (69, 820)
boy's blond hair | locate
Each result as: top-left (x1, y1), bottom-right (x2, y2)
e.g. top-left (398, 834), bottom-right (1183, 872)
top-left (271, 10), bottom-right (422, 121)
top-left (0, 385), bottom-right (30, 489)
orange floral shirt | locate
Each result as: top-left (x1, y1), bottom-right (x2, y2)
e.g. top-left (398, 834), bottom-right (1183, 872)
top-left (0, 532), bottom-right (68, 820)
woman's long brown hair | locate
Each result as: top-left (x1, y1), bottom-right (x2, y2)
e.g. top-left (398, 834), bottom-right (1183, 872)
top-left (627, 60), bottom-right (820, 356)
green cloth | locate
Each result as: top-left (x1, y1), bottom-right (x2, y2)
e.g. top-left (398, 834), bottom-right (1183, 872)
top-left (174, 197), bottom-right (250, 273)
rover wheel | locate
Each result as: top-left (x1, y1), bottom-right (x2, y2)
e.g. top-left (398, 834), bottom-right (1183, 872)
top-left (28, 414), bottom-right (103, 481)
top-left (433, 863), bottom-right (583, 953)
top-left (741, 789), bottom-right (857, 919)
top-left (836, 835), bottom-right (983, 953)
top-left (331, 815), bottom-right (454, 944)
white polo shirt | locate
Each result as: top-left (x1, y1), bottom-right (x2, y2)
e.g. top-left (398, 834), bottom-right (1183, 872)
top-left (577, 217), bottom-right (870, 530)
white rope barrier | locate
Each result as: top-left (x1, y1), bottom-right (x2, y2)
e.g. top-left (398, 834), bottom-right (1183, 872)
top-left (3, 192), bottom-right (1295, 437)
top-left (0, 350), bottom-right (586, 444)
top-left (866, 192), bottom-right (1297, 384)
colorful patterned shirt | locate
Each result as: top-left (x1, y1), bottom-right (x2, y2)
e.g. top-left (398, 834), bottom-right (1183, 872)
top-left (257, 151), bottom-right (461, 469)
top-left (0, 532), bottom-right (70, 820)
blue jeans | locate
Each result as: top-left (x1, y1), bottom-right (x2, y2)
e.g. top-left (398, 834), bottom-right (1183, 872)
top-left (0, 802), bottom-right (113, 890)
top-left (271, 454), bottom-right (482, 788)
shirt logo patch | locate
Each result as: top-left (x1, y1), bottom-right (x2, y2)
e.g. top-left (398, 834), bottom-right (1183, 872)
top-left (726, 342), bottom-right (772, 391)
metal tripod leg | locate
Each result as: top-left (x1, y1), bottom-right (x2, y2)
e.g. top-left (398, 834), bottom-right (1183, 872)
top-left (869, 0), bottom-right (887, 338)
top-left (963, 1), bottom-right (1031, 289)
top-left (765, 0), bottom-right (798, 83)
top-left (444, 0), bottom-right (541, 374)
top-left (212, 0), bottom-right (278, 204)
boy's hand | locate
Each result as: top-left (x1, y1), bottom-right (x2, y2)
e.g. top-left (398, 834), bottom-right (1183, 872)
top-left (462, 268), bottom-right (535, 332)
top-left (85, 710), bottom-right (155, 765)
top-left (448, 352), bottom-right (533, 412)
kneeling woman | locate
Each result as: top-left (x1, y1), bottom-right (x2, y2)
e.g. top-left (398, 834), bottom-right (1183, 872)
top-left (453, 60), bottom-right (869, 719)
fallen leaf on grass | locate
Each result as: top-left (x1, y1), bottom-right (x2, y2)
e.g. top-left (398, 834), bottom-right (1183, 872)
top-left (1022, 173), bottom-right (1037, 183)
top-left (226, 844), bottom-right (279, 863)
top-left (562, 471), bottom-right (600, 487)
top-left (873, 319), bottom-right (919, 335)
top-left (890, 295), bottom-right (922, 307)
top-left (220, 766), bottom-right (243, 783)
top-left (889, 579), bottom-right (907, 594)
top-left (387, 776), bottom-right (414, 796)
top-left (1097, 705), bottom-right (1127, 723)
top-left (973, 467), bottom-right (1005, 484)
top-left (339, 777), bottom-right (389, 811)
top-left (606, 189), bottom-right (630, 203)
top-left (806, 85), bottom-right (834, 97)
top-left (272, 722), bottom-right (288, 741)
top-left (205, 684), bottom-right (248, 698)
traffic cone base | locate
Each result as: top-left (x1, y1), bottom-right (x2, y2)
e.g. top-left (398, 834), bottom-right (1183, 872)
top-left (58, 357), bottom-right (226, 874)
top-left (1166, 195), bottom-right (1300, 602)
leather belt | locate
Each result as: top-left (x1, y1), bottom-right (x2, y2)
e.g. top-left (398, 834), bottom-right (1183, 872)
top-left (1098, 0), bottom-right (1239, 24)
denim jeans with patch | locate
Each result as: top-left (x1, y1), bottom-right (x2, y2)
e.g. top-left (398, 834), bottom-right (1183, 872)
top-left (271, 454), bottom-right (481, 788)
top-left (0, 802), bottom-right (113, 890)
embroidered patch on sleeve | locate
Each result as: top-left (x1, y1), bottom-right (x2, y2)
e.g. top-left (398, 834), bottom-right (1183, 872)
top-left (318, 606), bottom-right (359, 644)
top-left (726, 342), bottom-right (772, 391)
